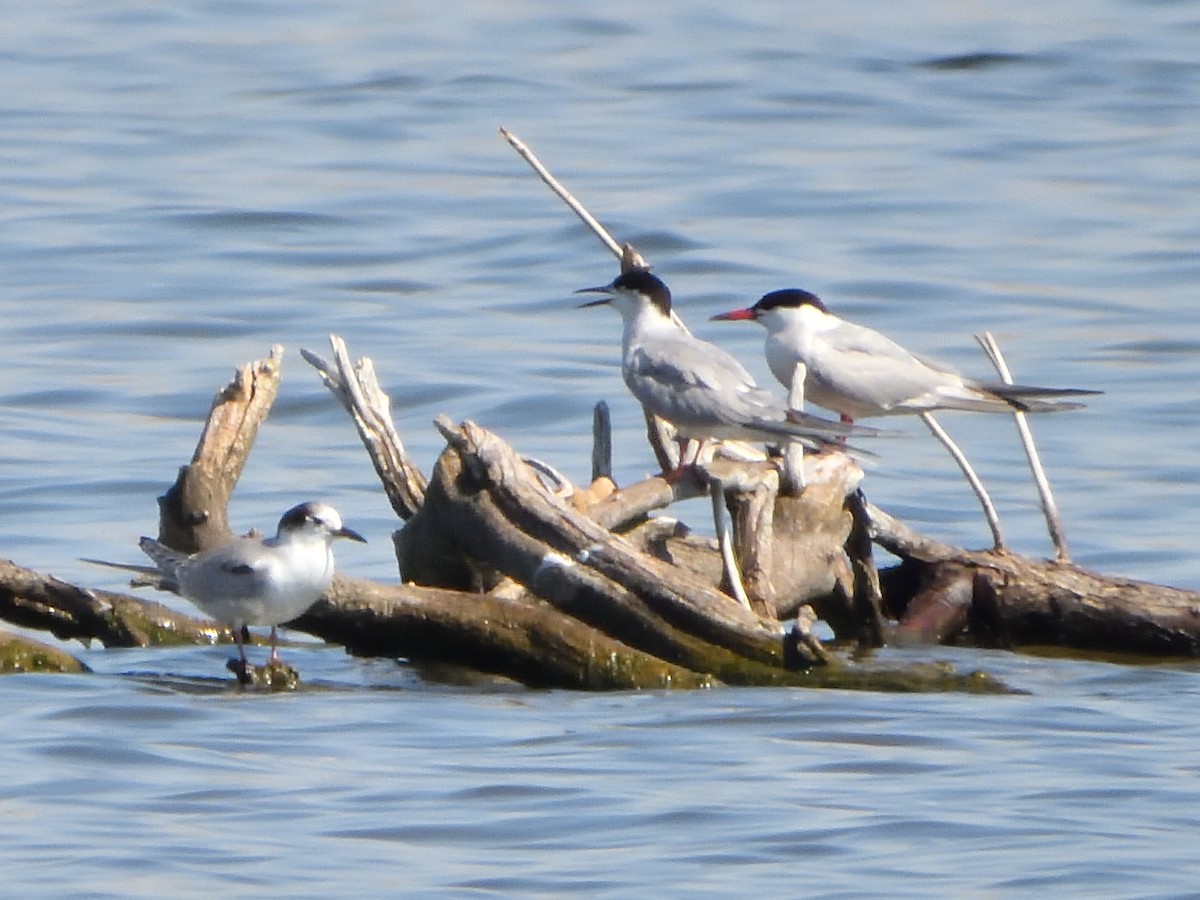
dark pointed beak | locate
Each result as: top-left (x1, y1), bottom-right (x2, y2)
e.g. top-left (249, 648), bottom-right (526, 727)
top-left (575, 286), bottom-right (613, 309)
top-left (336, 526), bottom-right (367, 543)
top-left (710, 307), bottom-right (757, 322)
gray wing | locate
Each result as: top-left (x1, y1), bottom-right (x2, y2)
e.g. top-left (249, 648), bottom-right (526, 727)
top-left (627, 335), bottom-right (776, 420)
top-left (173, 538), bottom-right (276, 602)
top-left (804, 319), bottom-right (981, 414)
top-left (628, 335), bottom-right (854, 443)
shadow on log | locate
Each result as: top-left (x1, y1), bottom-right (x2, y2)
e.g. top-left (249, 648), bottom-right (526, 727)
top-left (296, 575), bottom-right (713, 690)
top-left (871, 504), bottom-right (1200, 656)
top-left (0, 559), bottom-right (223, 649)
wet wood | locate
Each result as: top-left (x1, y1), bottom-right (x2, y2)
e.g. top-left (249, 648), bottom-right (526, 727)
top-left (296, 575), bottom-right (714, 690)
top-left (156, 345), bottom-right (283, 552)
top-left (868, 502), bottom-right (1200, 655)
top-left (892, 564), bottom-right (975, 645)
top-left (0, 631), bottom-right (89, 674)
top-left (0, 558), bottom-right (223, 648)
top-left (397, 417), bottom-right (814, 676)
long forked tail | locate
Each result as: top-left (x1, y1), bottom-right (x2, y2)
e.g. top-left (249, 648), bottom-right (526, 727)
top-left (81, 548), bottom-right (180, 592)
top-left (764, 409), bottom-right (893, 458)
top-left (986, 383), bottom-right (1102, 413)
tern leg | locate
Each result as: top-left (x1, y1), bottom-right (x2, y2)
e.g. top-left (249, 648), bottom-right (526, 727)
top-left (919, 411), bottom-right (1005, 551)
top-left (268, 626), bottom-right (280, 663)
top-left (228, 625), bottom-right (253, 685)
top-left (664, 437), bottom-right (704, 482)
top-left (975, 331), bottom-right (1070, 562)
top-left (233, 626), bottom-right (248, 664)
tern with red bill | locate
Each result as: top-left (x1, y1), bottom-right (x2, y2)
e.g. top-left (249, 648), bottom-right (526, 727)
top-left (712, 288), bottom-right (1099, 547)
top-left (710, 289), bottom-right (1098, 423)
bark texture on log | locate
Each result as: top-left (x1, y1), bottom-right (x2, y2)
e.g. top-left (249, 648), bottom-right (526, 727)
top-left (0, 559), bottom-right (223, 648)
top-left (397, 419), bottom-right (815, 680)
top-left (156, 346), bottom-right (283, 552)
top-left (869, 503), bottom-right (1200, 655)
top-left (296, 575), bottom-right (713, 690)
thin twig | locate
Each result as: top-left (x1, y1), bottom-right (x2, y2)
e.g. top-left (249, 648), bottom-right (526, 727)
top-left (592, 401), bottom-right (612, 482)
top-left (500, 126), bottom-right (624, 260)
top-left (499, 127), bottom-right (673, 322)
top-left (975, 332), bottom-right (1070, 561)
top-left (919, 411), bottom-right (1006, 551)
top-left (522, 457), bottom-right (574, 499)
top-left (500, 126), bottom-right (692, 464)
top-left (301, 336), bottom-right (427, 520)
top-left (709, 477), bottom-right (752, 610)
top-left (781, 361), bottom-right (808, 494)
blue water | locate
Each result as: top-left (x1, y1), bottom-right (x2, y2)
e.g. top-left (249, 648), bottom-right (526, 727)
top-left (3, 0), bottom-right (1200, 894)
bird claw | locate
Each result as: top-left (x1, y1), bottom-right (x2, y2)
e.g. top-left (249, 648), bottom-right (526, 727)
top-left (225, 656), bottom-right (301, 690)
top-left (226, 657), bottom-right (255, 685)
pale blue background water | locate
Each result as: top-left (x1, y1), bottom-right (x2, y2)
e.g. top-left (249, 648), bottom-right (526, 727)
top-left (3, 0), bottom-right (1200, 895)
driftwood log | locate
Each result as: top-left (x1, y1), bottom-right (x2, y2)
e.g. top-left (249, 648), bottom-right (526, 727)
top-left (156, 345), bottom-right (284, 553)
top-left (2, 341), bottom-right (1199, 688)
top-left (6, 132), bottom-right (1192, 686)
top-left (871, 505), bottom-right (1200, 656)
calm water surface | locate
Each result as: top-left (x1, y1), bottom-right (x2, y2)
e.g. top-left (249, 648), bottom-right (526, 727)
top-left (2, 0), bottom-right (1200, 895)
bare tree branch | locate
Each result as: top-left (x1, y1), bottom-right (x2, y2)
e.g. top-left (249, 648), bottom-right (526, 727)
top-left (975, 331), bottom-right (1070, 561)
top-left (301, 335), bottom-right (428, 521)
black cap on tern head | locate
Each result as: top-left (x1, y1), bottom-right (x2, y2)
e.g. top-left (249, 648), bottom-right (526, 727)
top-left (711, 287), bottom-right (828, 323)
top-left (613, 269), bottom-right (672, 315)
top-left (278, 501), bottom-right (367, 543)
top-left (577, 268), bottom-right (672, 317)
top-left (755, 289), bottom-right (828, 314)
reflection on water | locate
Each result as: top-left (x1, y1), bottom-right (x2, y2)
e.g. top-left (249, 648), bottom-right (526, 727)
top-left (2, 0), bottom-right (1200, 894)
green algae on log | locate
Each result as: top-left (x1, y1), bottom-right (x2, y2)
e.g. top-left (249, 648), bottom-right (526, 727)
top-left (0, 632), bottom-right (88, 674)
top-left (0, 559), bottom-right (223, 649)
top-left (296, 575), bottom-right (714, 691)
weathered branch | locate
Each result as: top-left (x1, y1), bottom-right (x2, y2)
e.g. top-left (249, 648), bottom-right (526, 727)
top-left (591, 401), bottom-right (612, 482)
top-left (867, 501), bottom-right (1200, 655)
top-left (296, 575), bottom-right (713, 690)
top-left (711, 475), bottom-right (753, 611)
top-left (0, 559), bottom-right (223, 648)
top-left (725, 469), bottom-right (776, 615)
top-left (301, 336), bottom-right (427, 520)
top-left (156, 345), bottom-right (284, 552)
top-left (500, 126), bottom-right (625, 261)
top-left (919, 411), bottom-right (1005, 551)
top-left (844, 490), bottom-right (885, 646)
top-left (400, 418), bottom-right (807, 676)
top-left (975, 331), bottom-right (1070, 561)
